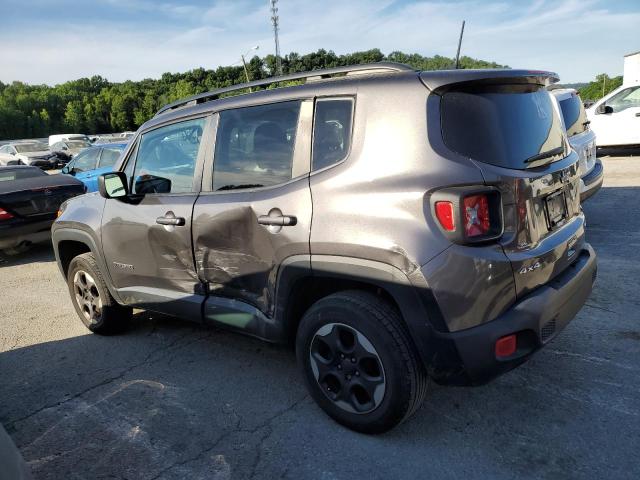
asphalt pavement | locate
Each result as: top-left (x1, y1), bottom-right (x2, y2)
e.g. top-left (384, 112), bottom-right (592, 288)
top-left (1, 153), bottom-right (639, 480)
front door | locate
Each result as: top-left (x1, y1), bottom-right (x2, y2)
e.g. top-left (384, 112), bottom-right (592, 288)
top-left (590, 85), bottom-right (640, 146)
top-left (101, 116), bottom-right (210, 319)
top-left (192, 100), bottom-right (313, 335)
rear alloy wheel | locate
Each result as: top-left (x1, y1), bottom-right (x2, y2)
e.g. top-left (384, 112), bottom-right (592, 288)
top-left (309, 323), bottom-right (386, 414)
top-left (67, 252), bottom-right (132, 334)
top-left (297, 290), bottom-right (428, 434)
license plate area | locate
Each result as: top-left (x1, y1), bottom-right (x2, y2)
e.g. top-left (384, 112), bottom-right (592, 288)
top-left (545, 189), bottom-right (567, 229)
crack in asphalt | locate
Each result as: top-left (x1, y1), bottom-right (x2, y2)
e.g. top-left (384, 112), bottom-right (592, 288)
top-left (146, 394), bottom-right (309, 480)
top-left (5, 329), bottom-right (211, 430)
top-left (584, 303), bottom-right (619, 314)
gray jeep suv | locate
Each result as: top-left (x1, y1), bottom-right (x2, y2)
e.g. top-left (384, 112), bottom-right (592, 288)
top-left (53, 63), bottom-right (597, 433)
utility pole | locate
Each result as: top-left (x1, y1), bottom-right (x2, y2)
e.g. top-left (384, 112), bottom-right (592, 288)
top-left (270, 0), bottom-right (282, 76)
top-left (455, 20), bottom-right (466, 69)
top-left (241, 46), bottom-right (259, 91)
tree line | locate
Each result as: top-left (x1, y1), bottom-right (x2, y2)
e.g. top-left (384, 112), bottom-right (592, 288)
top-left (578, 73), bottom-right (623, 102)
top-left (0, 49), bottom-right (506, 140)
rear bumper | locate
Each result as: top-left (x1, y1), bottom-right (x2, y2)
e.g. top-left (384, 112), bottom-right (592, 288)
top-left (432, 244), bottom-right (596, 385)
top-left (0, 218), bottom-right (54, 249)
top-left (580, 159), bottom-right (604, 202)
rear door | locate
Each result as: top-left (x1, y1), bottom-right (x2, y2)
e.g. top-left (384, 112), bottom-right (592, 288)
top-left (192, 100), bottom-right (313, 331)
top-left (101, 116), bottom-right (210, 318)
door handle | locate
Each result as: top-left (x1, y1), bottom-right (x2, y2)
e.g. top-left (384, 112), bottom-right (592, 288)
top-left (156, 214), bottom-right (185, 226)
top-left (635, 112), bottom-right (640, 117)
top-left (257, 215), bottom-right (297, 226)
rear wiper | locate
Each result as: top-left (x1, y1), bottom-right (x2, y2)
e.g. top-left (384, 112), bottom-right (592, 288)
top-left (523, 145), bottom-right (565, 165)
top-left (216, 184), bottom-right (264, 191)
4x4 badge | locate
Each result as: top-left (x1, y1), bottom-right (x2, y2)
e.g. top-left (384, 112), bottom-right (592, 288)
top-left (519, 262), bottom-right (541, 275)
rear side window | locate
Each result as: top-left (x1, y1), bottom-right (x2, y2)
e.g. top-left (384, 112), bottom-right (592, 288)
top-left (213, 101), bottom-right (301, 191)
top-left (558, 93), bottom-right (588, 137)
top-left (133, 118), bottom-right (205, 194)
top-left (441, 84), bottom-right (566, 169)
top-left (312, 98), bottom-right (353, 170)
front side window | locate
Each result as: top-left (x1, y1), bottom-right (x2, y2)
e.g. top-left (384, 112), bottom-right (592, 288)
top-left (558, 93), bottom-right (588, 137)
top-left (441, 84), bottom-right (566, 169)
top-left (607, 86), bottom-right (640, 113)
top-left (312, 98), bottom-right (353, 171)
top-left (133, 118), bottom-right (205, 194)
top-left (213, 101), bottom-right (301, 191)
top-left (98, 146), bottom-right (124, 168)
top-left (72, 149), bottom-right (100, 172)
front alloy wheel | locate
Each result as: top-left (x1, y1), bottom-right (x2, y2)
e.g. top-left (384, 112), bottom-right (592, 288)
top-left (73, 270), bottom-right (103, 325)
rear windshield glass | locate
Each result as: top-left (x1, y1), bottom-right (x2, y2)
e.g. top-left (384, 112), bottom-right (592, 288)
top-left (0, 168), bottom-right (45, 181)
top-left (558, 94), bottom-right (588, 137)
top-left (441, 84), bottom-right (566, 169)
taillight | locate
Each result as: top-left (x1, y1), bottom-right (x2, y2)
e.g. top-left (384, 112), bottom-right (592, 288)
top-left (431, 187), bottom-right (502, 244)
top-left (0, 208), bottom-right (14, 221)
top-left (463, 194), bottom-right (490, 238)
top-left (435, 201), bottom-right (455, 231)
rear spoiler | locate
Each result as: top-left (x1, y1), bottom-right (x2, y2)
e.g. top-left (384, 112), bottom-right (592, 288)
top-left (420, 69), bottom-right (560, 91)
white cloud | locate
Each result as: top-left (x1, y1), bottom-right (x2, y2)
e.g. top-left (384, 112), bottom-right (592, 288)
top-left (0, 0), bottom-right (636, 85)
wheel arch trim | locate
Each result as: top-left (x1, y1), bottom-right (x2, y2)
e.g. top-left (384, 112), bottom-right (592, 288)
top-left (52, 227), bottom-right (123, 304)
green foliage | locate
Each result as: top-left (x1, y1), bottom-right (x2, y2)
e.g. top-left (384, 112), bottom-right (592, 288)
top-left (0, 49), bottom-right (507, 140)
top-left (578, 74), bottom-right (623, 102)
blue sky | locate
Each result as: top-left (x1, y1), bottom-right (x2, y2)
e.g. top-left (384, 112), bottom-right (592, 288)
top-left (0, 0), bottom-right (637, 85)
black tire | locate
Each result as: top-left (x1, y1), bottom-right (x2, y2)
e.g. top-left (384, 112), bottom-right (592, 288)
top-left (296, 290), bottom-right (428, 434)
top-left (67, 252), bottom-right (132, 334)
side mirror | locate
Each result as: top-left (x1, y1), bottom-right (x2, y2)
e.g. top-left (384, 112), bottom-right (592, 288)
top-left (61, 165), bottom-right (71, 175)
top-left (98, 172), bottom-right (129, 199)
top-left (596, 104), bottom-right (613, 115)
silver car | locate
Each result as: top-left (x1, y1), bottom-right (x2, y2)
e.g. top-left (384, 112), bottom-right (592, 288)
top-left (551, 88), bottom-right (603, 201)
top-left (0, 142), bottom-right (55, 169)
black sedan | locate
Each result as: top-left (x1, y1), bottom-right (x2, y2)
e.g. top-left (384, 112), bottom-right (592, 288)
top-left (0, 166), bottom-right (85, 253)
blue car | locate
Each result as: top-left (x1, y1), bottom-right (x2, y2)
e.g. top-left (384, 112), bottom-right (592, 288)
top-left (61, 143), bottom-right (128, 192)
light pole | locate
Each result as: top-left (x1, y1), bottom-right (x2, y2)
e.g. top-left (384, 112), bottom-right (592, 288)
top-left (241, 45), bottom-right (259, 91)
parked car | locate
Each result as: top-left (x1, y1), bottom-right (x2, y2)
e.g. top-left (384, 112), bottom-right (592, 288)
top-left (50, 139), bottom-right (94, 166)
top-left (61, 143), bottom-right (127, 192)
top-left (53, 63), bottom-right (596, 433)
top-left (48, 133), bottom-right (91, 147)
top-left (586, 83), bottom-right (640, 147)
top-left (0, 166), bottom-right (84, 253)
top-left (551, 89), bottom-right (603, 201)
top-left (0, 142), bottom-right (56, 169)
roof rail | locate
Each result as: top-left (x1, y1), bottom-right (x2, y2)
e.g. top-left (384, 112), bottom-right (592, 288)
top-left (154, 62), bottom-right (414, 117)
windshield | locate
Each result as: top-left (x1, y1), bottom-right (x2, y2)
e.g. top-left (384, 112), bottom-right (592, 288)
top-left (15, 143), bottom-right (48, 153)
top-left (558, 93), bottom-right (588, 137)
top-left (67, 140), bottom-right (91, 149)
top-left (441, 83), bottom-right (566, 169)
